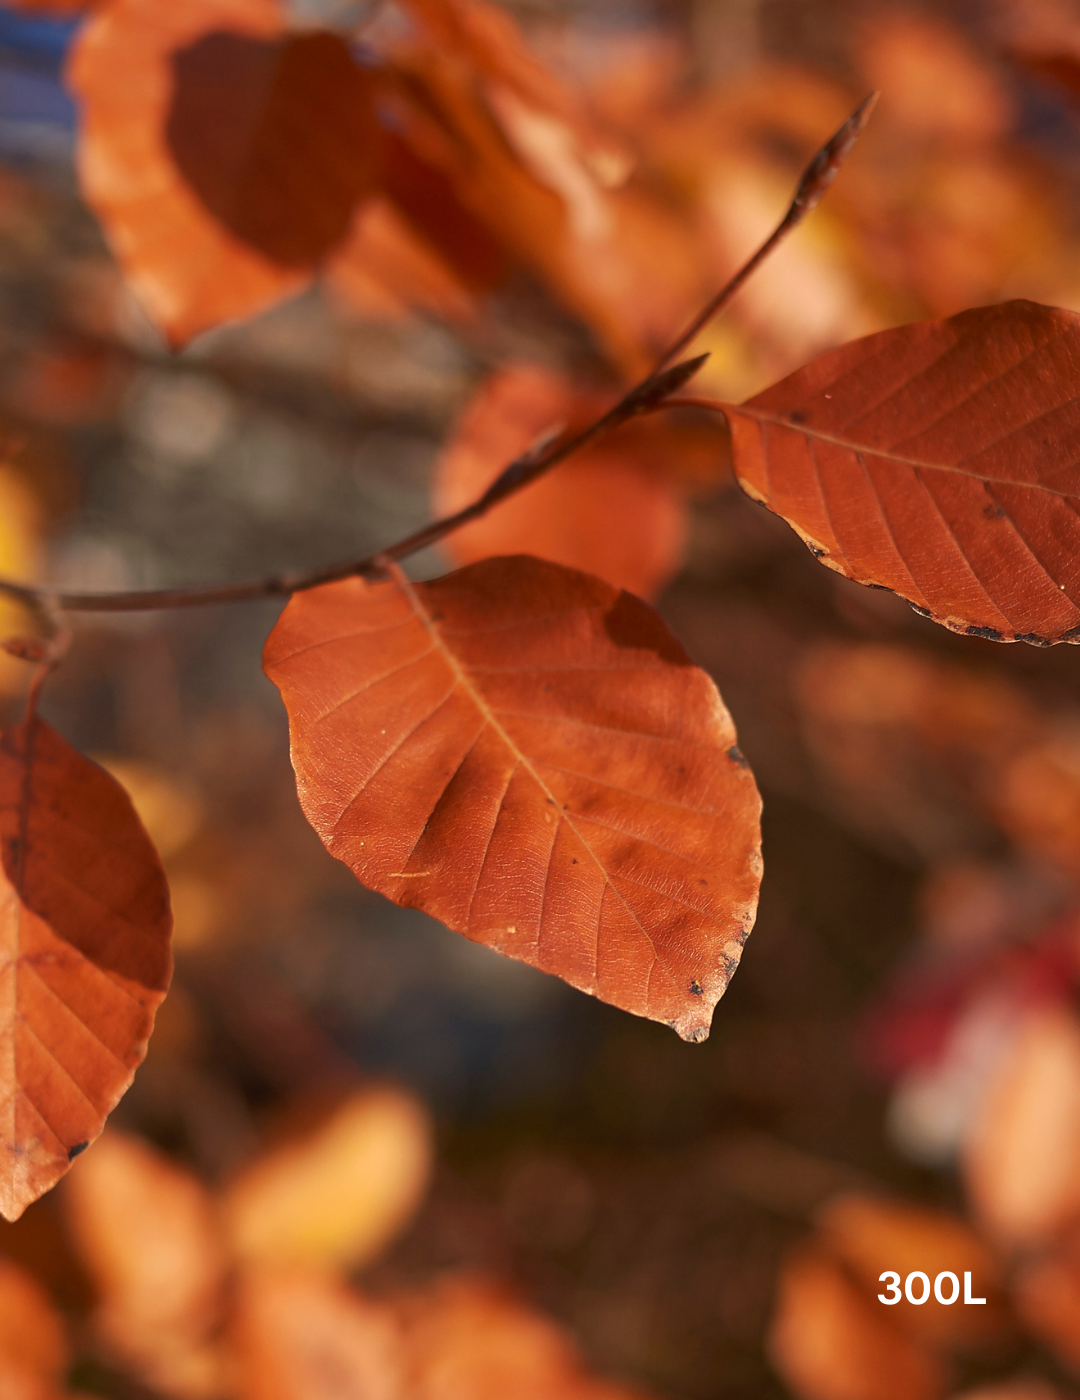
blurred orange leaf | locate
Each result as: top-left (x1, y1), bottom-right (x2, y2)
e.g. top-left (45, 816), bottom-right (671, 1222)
top-left (817, 1193), bottom-right (1009, 1348)
top-left (63, 1130), bottom-right (228, 1397)
top-left (432, 365), bottom-right (691, 600)
top-left (963, 1007), bottom-right (1080, 1246)
top-left (223, 1086), bottom-right (432, 1272)
top-left (727, 301), bottom-right (1080, 644)
top-left (0, 1257), bottom-right (69, 1400)
top-left (0, 724), bottom-right (172, 1222)
top-left (768, 1245), bottom-right (946, 1400)
top-left (67, 0), bottom-right (364, 346)
top-left (264, 556), bottom-right (761, 1041)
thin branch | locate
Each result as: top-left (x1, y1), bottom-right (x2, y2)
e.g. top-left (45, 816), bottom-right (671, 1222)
top-left (651, 91), bottom-right (878, 373)
top-left (0, 98), bottom-right (875, 618)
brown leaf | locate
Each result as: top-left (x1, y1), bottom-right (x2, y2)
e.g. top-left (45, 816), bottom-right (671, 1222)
top-left (63, 1130), bottom-right (228, 1397)
top-left (67, 0), bottom-right (293, 342)
top-left (0, 1257), bottom-right (69, 1400)
top-left (234, 1269), bottom-right (405, 1400)
top-left (767, 1245), bottom-right (947, 1400)
top-left (0, 723), bottom-right (173, 1223)
top-left (726, 301), bottom-right (1080, 645)
top-left (963, 1007), bottom-right (1080, 1246)
top-left (263, 556), bottom-right (761, 1041)
top-left (165, 29), bottom-right (380, 267)
top-left (817, 1194), bottom-right (1009, 1349)
top-left (432, 366), bottom-right (689, 600)
top-left (223, 1086), bottom-right (432, 1272)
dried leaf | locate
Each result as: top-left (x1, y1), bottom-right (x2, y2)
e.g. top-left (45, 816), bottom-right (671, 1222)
top-left (767, 1246), bottom-right (946, 1400)
top-left (234, 1269), bottom-right (404, 1400)
top-left (0, 1258), bottom-right (69, 1400)
top-left (223, 1087), bottom-right (432, 1271)
top-left (63, 1130), bottom-right (228, 1397)
top-left (963, 1007), bottom-right (1080, 1245)
top-left (817, 1194), bottom-right (1008, 1348)
top-left (68, 0), bottom-right (321, 346)
top-left (264, 556), bottom-right (761, 1041)
top-left (726, 301), bottom-right (1080, 644)
top-left (432, 366), bottom-right (689, 600)
top-left (0, 724), bottom-right (173, 1222)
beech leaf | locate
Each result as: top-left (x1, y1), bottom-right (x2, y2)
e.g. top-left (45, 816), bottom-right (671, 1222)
top-left (68, 0), bottom-right (378, 346)
top-left (726, 300), bottom-right (1080, 644)
top-left (0, 722), bottom-right (172, 1222)
top-left (264, 556), bottom-right (761, 1041)
top-left (432, 365), bottom-right (689, 600)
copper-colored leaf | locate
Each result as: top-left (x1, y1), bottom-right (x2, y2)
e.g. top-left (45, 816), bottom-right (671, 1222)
top-left (223, 1087), bottom-right (432, 1272)
top-left (400, 1276), bottom-right (649, 1400)
top-left (817, 1193), bottom-right (1008, 1348)
top-left (963, 1007), bottom-right (1080, 1246)
top-left (767, 1245), bottom-right (946, 1400)
top-left (0, 724), bottom-right (173, 1222)
top-left (726, 301), bottom-right (1080, 644)
top-left (67, 0), bottom-right (345, 346)
top-left (63, 1130), bottom-right (227, 1397)
top-left (263, 556), bottom-right (761, 1041)
top-left (235, 1269), bottom-right (404, 1400)
top-left (165, 29), bottom-right (380, 267)
top-left (0, 1257), bottom-right (69, 1400)
top-left (432, 366), bottom-right (689, 600)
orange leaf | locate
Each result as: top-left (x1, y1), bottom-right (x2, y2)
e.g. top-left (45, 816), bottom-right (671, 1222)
top-left (432, 366), bottom-right (688, 600)
top-left (264, 557), bottom-right (761, 1041)
top-left (234, 1269), bottom-right (405, 1400)
top-left (63, 1129), bottom-right (227, 1397)
top-left (0, 1258), bottom-right (69, 1400)
top-left (68, 0), bottom-right (378, 345)
top-left (768, 1246), bottom-right (947, 1400)
top-left (400, 1276), bottom-right (650, 1400)
top-left (726, 301), bottom-right (1080, 645)
top-left (963, 1007), bottom-right (1080, 1246)
top-left (223, 1086), bottom-right (432, 1272)
top-left (817, 1194), bottom-right (1009, 1349)
top-left (0, 724), bottom-right (172, 1222)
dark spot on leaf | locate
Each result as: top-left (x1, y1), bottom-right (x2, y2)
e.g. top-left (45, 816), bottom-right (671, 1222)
top-left (689, 980), bottom-right (703, 995)
top-left (1015, 631), bottom-right (1054, 647)
top-left (726, 745), bottom-right (748, 768)
top-left (808, 545), bottom-right (826, 558)
top-left (910, 604), bottom-right (932, 619)
top-left (788, 409), bottom-right (809, 425)
top-left (983, 501), bottom-right (1006, 520)
top-left (964, 625), bottom-right (1003, 641)
top-left (603, 592), bottom-right (691, 666)
top-left (572, 858), bottom-right (577, 864)
top-left (699, 878), bottom-right (707, 885)
top-left (67, 1141), bottom-right (88, 1161)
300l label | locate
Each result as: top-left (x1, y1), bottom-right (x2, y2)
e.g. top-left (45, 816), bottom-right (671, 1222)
top-left (878, 1271), bottom-right (986, 1305)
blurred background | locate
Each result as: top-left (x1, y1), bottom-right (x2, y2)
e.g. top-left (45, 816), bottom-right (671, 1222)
top-left (5, 0), bottom-right (1080, 1396)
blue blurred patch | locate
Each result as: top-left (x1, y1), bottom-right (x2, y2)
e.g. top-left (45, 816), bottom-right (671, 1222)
top-left (0, 4), bottom-right (81, 168)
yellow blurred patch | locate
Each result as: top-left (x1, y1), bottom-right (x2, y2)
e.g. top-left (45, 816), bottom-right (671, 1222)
top-left (0, 466), bottom-right (42, 697)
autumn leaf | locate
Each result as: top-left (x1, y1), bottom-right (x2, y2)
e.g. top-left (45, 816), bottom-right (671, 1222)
top-left (264, 556), bottom-right (761, 1041)
top-left (63, 1129), bottom-right (227, 1397)
top-left (725, 300), bottom-right (1080, 644)
top-left (432, 365), bottom-right (690, 600)
top-left (223, 1087), bottom-right (432, 1272)
top-left (0, 723), bottom-right (172, 1222)
top-left (67, 0), bottom-right (379, 346)
top-left (768, 1245), bottom-right (946, 1400)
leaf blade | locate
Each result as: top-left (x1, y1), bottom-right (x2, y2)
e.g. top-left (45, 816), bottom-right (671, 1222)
top-left (0, 722), bottom-right (172, 1221)
top-left (726, 300), bottom-right (1080, 643)
top-left (264, 556), bottom-right (761, 1041)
